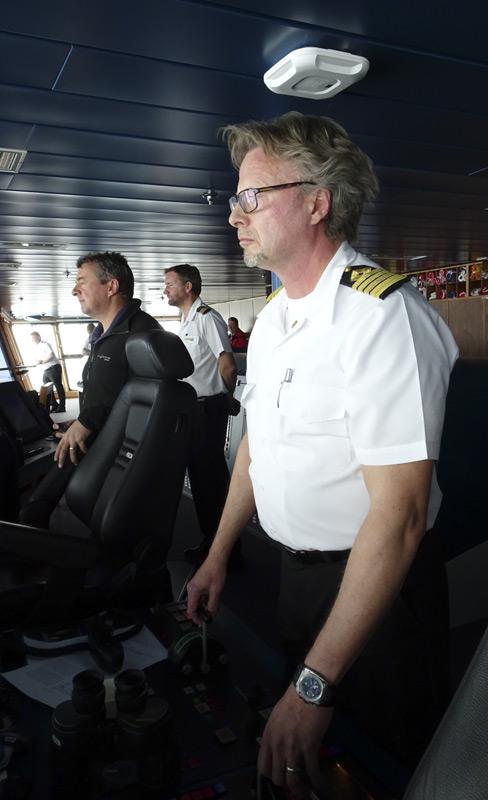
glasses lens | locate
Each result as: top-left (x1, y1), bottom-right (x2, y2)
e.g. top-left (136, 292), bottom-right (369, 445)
top-left (239, 189), bottom-right (257, 213)
top-left (229, 195), bottom-right (237, 211)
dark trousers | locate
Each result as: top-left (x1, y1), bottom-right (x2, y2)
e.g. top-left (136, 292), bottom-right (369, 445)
top-left (187, 394), bottom-right (230, 545)
top-left (278, 528), bottom-right (450, 768)
top-left (43, 363), bottom-right (65, 410)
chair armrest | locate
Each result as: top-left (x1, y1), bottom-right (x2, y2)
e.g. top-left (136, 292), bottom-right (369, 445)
top-left (0, 520), bottom-right (100, 569)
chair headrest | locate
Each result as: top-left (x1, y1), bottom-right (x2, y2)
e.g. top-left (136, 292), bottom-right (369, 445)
top-left (125, 329), bottom-right (194, 380)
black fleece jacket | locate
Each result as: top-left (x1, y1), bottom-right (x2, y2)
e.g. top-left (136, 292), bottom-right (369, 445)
top-left (79, 299), bottom-right (160, 433)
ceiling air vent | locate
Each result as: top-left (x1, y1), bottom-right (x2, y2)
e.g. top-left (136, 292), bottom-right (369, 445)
top-left (0, 148), bottom-right (27, 173)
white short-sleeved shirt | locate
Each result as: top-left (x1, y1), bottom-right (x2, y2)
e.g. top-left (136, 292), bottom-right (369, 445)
top-left (241, 242), bottom-right (459, 551)
top-left (35, 340), bottom-right (58, 368)
top-left (178, 297), bottom-right (233, 398)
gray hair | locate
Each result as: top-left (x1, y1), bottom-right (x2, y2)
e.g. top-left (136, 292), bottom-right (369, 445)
top-left (222, 111), bottom-right (378, 243)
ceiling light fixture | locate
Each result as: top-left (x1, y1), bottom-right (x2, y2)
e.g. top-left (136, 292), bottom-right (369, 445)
top-left (263, 47), bottom-right (369, 100)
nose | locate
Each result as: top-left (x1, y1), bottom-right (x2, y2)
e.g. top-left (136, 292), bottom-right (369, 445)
top-left (228, 203), bottom-right (247, 228)
top-left (72, 284), bottom-right (79, 296)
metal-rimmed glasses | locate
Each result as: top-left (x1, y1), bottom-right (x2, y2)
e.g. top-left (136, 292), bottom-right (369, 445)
top-left (228, 181), bottom-right (317, 214)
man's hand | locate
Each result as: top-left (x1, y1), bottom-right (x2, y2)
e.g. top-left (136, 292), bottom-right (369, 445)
top-left (54, 419), bottom-right (92, 467)
top-left (186, 555), bottom-right (228, 624)
top-left (53, 420), bottom-right (74, 436)
top-left (258, 685), bottom-right (332, 798)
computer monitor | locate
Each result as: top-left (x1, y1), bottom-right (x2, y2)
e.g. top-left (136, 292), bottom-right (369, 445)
top-left (0, 381), bottom-right (53, 444)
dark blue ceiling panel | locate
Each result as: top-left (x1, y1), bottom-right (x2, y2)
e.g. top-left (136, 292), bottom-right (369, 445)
top-left (0, 85), bottom-right (236, 144)
top-left (27, 127), bottom-right (231, 173)
top-left (53, 46), bottom-right (286, 118)
top-left (22, 152), bottom-right (233, 192)
top-left (0, 32), bottom-right (70, 90)
top-left (210, 0), bottom-right (488, 63)
top-left (0, 120), bottom-right (35, 149)
top-left (7, 173), bottom-right (232, 204)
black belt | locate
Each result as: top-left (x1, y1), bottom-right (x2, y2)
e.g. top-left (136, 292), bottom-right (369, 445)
top-left (197, 393), bottom-right (226, 403)
top-left (280, 544), bottom-right (351, 565)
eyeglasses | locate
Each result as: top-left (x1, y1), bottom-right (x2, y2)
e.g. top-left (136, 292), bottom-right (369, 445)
top-left (228, 181), bottom-right (317, 214)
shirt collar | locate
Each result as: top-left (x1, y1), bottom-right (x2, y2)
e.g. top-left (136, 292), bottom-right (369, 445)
top-left (259, 242), bottom-right (360, 329)
top-left (183, 296), bottom-right (203, 324)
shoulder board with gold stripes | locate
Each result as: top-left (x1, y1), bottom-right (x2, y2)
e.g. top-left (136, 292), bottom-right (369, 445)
top-left (266, 285), bottom-right (284, 303)
top-left (340, 266), bottom-right (409, 300)
top-left (196, 304), bottom-right (211, 314)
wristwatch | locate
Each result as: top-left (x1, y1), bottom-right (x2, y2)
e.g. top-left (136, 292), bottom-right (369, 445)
top-left (293, 663), bottom-right (336, 707)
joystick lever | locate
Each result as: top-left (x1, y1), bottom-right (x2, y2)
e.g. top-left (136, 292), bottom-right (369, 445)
top-left (198, 598), bottom-right (212, 673)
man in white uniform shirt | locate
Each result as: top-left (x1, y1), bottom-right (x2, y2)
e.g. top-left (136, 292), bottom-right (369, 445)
top-left (187, 112), bottom-right (459, 790)
top-left (30, 331), bottom-right (66, 412)
top-left (164, 264), bottom-right (237, 564)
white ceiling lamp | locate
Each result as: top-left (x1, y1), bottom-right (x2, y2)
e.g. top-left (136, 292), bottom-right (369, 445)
top-left (263, 47), bottom-right (369, 100)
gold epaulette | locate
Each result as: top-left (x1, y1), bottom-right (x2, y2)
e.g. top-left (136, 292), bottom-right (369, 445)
top-left (266, 285), bottom-right (284, 303)
top-left (196, 304), bottom-right (211, 314)
top-left (340, 266), bottom-right (409, 300)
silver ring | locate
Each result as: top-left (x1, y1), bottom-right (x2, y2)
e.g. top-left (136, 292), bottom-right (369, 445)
top-left (69, 446), bottom-right (75, 450)
top-left (285, 765), bottom-right (300, 774)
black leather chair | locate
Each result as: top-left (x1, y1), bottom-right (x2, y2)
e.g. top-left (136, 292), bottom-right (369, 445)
top-left (0, 329), bottom-right (196, 671)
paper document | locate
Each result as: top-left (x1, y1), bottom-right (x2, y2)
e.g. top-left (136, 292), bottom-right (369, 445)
top-left (2, 626), bottom-right (167, 708)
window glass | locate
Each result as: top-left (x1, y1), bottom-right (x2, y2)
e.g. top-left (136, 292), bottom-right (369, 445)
top-left (11, 323), bottom-right (59, 391)
top-left (58, 322), bottom-right (94, 356)
top-left (0, 338), bottom-right (13, 383)
top-left (64, 357), bottom-right (86, 391)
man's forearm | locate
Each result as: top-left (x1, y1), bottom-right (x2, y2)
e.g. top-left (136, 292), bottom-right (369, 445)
top-left (304, 509), bottom-right (425, 686)
top-left (218, 352), bottom-right (237, 394)
top-left (303, 461), bottom-right (433, 685)
top-left (208, 434), bottom-right (256, 561)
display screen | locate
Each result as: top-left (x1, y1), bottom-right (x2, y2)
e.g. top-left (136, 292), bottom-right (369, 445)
top-left (0, 381), bottom-right (52, 443)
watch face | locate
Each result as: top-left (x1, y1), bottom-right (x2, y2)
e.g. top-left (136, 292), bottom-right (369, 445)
top-left (300, 675), bottom-right (322, 701)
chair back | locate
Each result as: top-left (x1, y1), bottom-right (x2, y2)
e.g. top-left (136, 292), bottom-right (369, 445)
top-left (65, 329), bottom-right (196, 565)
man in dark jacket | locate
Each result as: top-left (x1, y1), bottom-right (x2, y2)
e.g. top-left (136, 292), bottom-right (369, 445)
top-left (55, 252), bottom-right (160, 467)
top-left (20, 252), bottom-right (160, 527)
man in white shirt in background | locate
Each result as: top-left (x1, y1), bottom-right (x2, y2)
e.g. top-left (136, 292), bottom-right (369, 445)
top-left (163, 263), bottom-right (237, 565)
top-left (30, 330), bottom-right (65, 412)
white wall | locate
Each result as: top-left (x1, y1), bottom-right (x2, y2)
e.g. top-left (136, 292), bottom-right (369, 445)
top-left (212, 295), bottom-right (266, 334)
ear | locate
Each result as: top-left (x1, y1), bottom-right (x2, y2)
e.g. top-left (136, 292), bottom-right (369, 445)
top-left (107, 277), bottom-right (120, 297)
top-left (309, 187), bottom-right (332, 226)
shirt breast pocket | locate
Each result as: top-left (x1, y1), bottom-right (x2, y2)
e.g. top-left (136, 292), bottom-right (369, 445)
top-left (279, 383), bottom-right (346, 427)
top-left (278, 383), bottom-right (351, 471)
top-left (183, 334), bottom-right (204, 357)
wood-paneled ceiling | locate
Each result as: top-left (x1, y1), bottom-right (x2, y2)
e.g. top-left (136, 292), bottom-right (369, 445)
top-left (0, 0), bottom-right (487, 319)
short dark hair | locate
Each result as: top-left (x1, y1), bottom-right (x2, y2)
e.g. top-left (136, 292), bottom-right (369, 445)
top-left (164, 264), bottom-right (202, 296)
top-left (77, 251), bottom-right (134, 300)
top-left (228, 316), bottom-right (238, 324)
